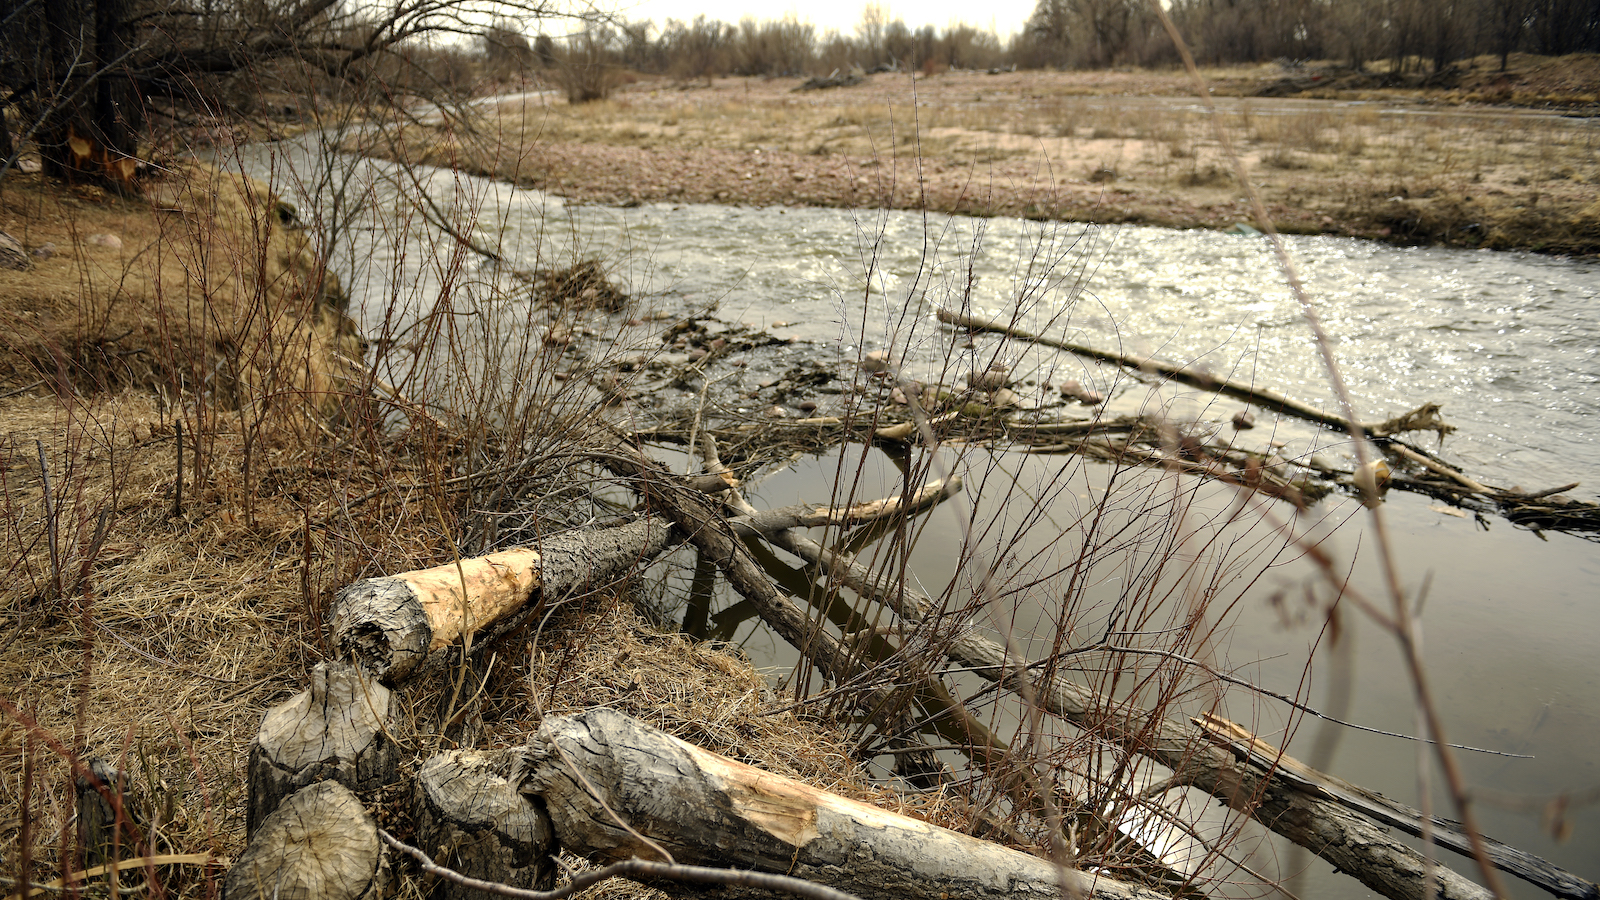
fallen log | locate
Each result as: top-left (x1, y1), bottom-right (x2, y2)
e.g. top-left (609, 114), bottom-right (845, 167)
top-left (599, 445), bottom-right (866, 685)
top-left (224, 781), bottom-right (385, 900)
top-left (247, 661), bottom-right (400, 836)
top-left (329, 516), bottom-right (675, 682)
top-left (518, 707), bottom-right (1174, 900)
top-left (413, 750), bottom-right (554, 900)
top-left (1196, 714), bottom-right (1599, 900)
top-left (754, 515), bottom-right (1504, 900)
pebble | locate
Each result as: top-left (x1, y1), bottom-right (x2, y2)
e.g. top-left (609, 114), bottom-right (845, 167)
top-left (0, 231), bottom-right (27, 270)
top-left (797, 400), bottom-right (818, 413)
top-left (87, 233), bottom-right (122, 249)
top-left (969, 365), bottom-right (1010, 391)
top-left (860, 350), bottom-right (891, 374)
top-left (32, 242), bottom-right (56, 260)
top-left (767, 406), bottom-right (788, 418)
top-left (1231, 409), bottom-right (1256, 430)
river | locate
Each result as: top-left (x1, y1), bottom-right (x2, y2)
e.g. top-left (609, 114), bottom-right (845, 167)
top-left (231, 136), bottom-right (1600, 899)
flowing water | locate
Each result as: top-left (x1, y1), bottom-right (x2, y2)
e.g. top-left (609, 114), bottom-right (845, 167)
top-left (233, 137), bottom-right (1600, 897)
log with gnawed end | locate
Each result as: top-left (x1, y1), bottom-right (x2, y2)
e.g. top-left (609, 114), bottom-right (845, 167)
top-left (247, 660), bottom-right (399, 836)
top-left (518, 708), bottom-right (1174, 900)
top-left (329, 516), bottom-right (675, 682)
top-left (414, 750), bottom-right (555, 900)
top-left (224, 781), bottom-right (385, 900)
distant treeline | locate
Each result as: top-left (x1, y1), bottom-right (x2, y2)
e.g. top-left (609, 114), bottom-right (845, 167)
top-left (480, 0), bottom-right (1599, 88)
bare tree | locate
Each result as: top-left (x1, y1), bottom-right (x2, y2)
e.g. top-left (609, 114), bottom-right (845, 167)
top-left (0, 0), bottom-right (573, 184)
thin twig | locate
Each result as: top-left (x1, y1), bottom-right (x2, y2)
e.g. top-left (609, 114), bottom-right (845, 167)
top-left (378, 829), bottom-right (863, 900)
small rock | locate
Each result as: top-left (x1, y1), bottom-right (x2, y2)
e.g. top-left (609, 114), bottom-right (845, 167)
top-left (32, 242), bottom-right (56, 260)
top-left (0, 232), bottom-right (29, 270)
top-left (87, 233), bottom-right (122, 249)
top-left (709, 337), bottom-right (728, 351)
top-left (969, 365), bottom-right (1010, 391)
top-left (990, 388), bottom-right (1020, 408)
top-left (758, 379), bottom-right (776, 388)
top-left (860, 350), bottom-right (891, 374)
top-left (1231, 409), bottom-right (1257, 430)
top-left (767, 406), bottom-right (788, 418)
top-left (687, 347), bottom-right (707, 362)
top-left (797, 400), bottom-right (818, 413)
top-left (1059, 379), bottom-right (1104, 405)
top-left (890, 388), bottom-right (908, 405)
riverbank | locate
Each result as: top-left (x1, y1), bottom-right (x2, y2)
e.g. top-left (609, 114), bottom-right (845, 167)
top-left (411, 55), bottom-right (1599, 255)
top-left (0, 167), bottom-right (904, 896)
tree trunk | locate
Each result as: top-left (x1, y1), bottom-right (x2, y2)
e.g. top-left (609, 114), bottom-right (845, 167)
top-left (247, 661), bottom-right (400, 836)
top-left (413, 750), bottom-right (556, 900)
top-left (328, 516), bottom-right (675, 683)
top-left (224, 781), bottom-right (386, 900)
top-left (519, 708), bottom-right (1174, 900)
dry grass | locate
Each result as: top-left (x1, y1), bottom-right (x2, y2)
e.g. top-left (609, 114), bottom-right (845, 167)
top-left (0, 158), bottom-right (972, 900)
top-left (407, 61), bottom-right (1600, 253)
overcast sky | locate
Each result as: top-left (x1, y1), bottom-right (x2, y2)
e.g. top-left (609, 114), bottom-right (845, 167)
top-left (607, 0), bottom-right (1037, 40)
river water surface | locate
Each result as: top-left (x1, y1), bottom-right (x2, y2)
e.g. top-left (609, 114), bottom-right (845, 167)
top-left (233, 137), bottom-right (1600, 898)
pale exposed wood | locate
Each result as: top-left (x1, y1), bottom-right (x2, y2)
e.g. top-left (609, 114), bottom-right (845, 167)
top-left (329, 516), bottom-right (676, 682)
top-left (414, 750), bottom-right (555, 900)
top-left (519, 708), bottom-right (1173, 900)
top-left (247, 661), bottom-right (400, 836)
top-left (224, 781), bottom-right (385, 900)
top-left (730, 477), bottom-right (962, 535)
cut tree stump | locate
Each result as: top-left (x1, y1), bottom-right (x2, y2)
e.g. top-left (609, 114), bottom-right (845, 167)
top-left (247, 660), bottom-right (400, 836)
top-left (518, 707), bottom-right (1173, 900)
top-left (330, 516), bottom-right (674, 682)
top-left (413, 749), bottom-right (555, 900)
top-left (224, 781), bottom-right (385, 900)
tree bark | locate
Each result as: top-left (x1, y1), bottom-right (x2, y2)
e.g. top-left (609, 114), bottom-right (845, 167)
top-left (247, 660), bottom-right (400, 836)
top-left (224, 781), bottom-right (386, 900)
top-left (414, 750), bottom-right (555, 900)
top-left (519, 708), bottom-right (1174, 900)
top-left (328, 516), bottom-right (675, 682)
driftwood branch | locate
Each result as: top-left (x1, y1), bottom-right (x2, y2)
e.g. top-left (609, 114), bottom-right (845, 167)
top-left (517, 708), bottom-right (1173, 900)
top-left (729, 477), bottom-right (963, 535)
top-left (938, 307), bottom-right (1363, 432)
top-left (329, 516), bottom-right (676, 682)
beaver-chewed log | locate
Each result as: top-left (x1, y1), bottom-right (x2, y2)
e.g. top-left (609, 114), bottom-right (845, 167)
top-left (224, 781), bottom-right (385, 900)
top-left (329, 516), bottom-right (675, 682)
top-left (247, 661), bottom-right (400, 836)
top-left (517, 708), bottom-right (1172, 900)
top-left (413, 750), bottom-right (555, 900)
